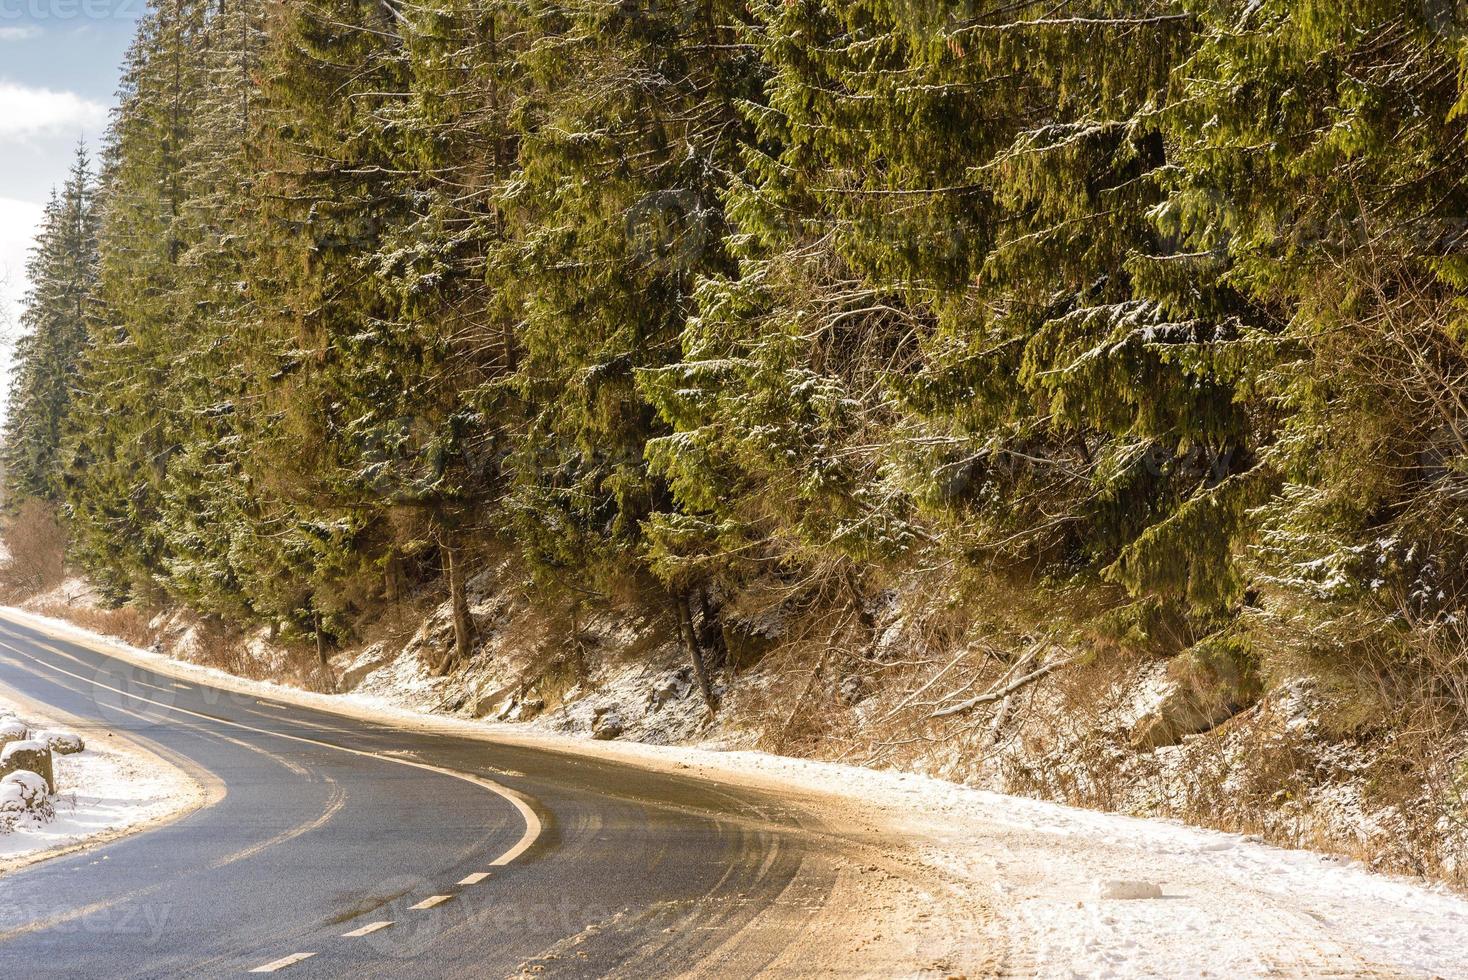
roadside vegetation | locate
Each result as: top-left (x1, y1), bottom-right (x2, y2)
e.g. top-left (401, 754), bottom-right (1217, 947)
top-left (3, 0), bottom-right (1468, 884)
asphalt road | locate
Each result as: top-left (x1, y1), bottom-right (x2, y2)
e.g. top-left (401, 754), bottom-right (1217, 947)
top-left (0, 612), bottom-right (841, 978)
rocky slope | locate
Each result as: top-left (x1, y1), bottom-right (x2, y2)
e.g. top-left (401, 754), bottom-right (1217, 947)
top-left (29, 557), bottom-right (1463, 895)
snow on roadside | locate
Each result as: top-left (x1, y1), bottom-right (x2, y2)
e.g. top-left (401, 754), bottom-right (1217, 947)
top-left (665, 749), bottom-right (1468, 978)
top-left (0, 693), bottom-right (204, 873)
top-left (6, 605), bottom-right (1468, 977)
top-left (20, 576), bottom-right (100, 611)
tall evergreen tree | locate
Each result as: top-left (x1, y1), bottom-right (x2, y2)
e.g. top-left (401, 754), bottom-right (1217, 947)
top-left (3, 146), bottom-right (100, 506)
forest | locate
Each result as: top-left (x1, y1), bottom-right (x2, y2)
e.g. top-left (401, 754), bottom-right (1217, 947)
top-left (3, 0), bottom-right (1467, 727)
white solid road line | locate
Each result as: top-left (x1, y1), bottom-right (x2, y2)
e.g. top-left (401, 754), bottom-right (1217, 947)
top-left (249, 952), bottom-right (316, 972)
top-left (0, 630), bottom-right (544, 868)
top-left (458, 872), bottom-right (492, 885)
top-left (341, 921), bottom-right (394, 938)
top-left (409, 895), bottom-right (454, 910)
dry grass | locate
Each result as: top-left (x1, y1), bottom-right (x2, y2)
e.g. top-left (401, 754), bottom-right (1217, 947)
top-left (30, 602), bottom-right (154, 648)
top-left (0, 500), bottom-right (67, 601)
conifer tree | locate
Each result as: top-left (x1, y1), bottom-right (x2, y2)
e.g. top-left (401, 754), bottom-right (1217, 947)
top-left (64, 0), bottom-right (209, 603)
top-left (15, 0), bottom-right (1462, 700)
top-left (3, 147), bottom-right (100, 508)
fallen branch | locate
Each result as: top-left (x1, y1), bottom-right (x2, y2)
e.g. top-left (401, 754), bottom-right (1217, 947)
top-left (873, 636), bottom-right (1004, 725)
top-left (929, 653), bottom-right (1079, 720)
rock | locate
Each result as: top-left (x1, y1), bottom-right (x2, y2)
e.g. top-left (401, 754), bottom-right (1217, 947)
top-left (0, 770), bottom-right (52, 821)
top-left (648, 668), bottom-right (693, 710)
top-left (1095, 880), bottom-right (1163, 900)
top-left (1131, 688), bottom-right (1245, 750)
top-left (337, 642), bottom-right (395, 691)
top-left (0, 719), bottom-right (27, 750)
top-left (1, 740), bottom-right (55, 792)
top-left (500, 697), bottom-right (544, 722)
top-left (592, 710), bottom-right (624, 741)
top-left (839, 675), bottom-right (873, 706)
top-left (872, 618), bottom-right (910, 664)
top-left (34, 730), bottom-right (85, 755)
top-left (473, 681), bottom-right (519, 719)
top-left (1134, 639), bottom-right (1261, 750)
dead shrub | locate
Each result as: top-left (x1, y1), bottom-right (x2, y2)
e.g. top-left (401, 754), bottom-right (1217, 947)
top-left (0, 499), bottom-right (68, 599)
top-left (29, 602), bottom-right (153, 648)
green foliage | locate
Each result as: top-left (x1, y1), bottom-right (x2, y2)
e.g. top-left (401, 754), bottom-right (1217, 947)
top-left (0, 0), bottom-right (1462, 670)
top-left (3, 147), bottom-right (98, 507)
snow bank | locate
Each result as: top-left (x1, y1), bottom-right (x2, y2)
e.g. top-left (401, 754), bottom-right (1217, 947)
top-left (1, 738), bottom-right (47, 761)
top-left (0, 692), bottom-right (204, 872)
top-left (33, 729), bottom-right (84, 755)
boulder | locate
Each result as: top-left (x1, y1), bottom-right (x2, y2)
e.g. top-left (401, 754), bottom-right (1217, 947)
top-left (0, 719), bottom-right (27, 751)
top-left (1133, 636), bottom-right (1261, 750)
top-left (337, 642), bottom-right (395, 692)
top-left (648, 668), bottom-right (693, 710)
top-left (1, 740), bottom-right (55, 792)
top-left (591, 710), bottom-right (624, 741)
top-left (497, 696), bottom-right (545, 722)
top-left (0, 770), bottom-right (52, 821)
top-left (35, 729), bottom-right (85, 755)
top-left (473, 681), bottom-right (519, 719)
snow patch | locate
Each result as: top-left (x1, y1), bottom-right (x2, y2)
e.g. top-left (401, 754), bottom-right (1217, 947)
top-left (1095, 879), bottom-right (1164, 900)
top-left (0, 693), bottom-right (203, 870)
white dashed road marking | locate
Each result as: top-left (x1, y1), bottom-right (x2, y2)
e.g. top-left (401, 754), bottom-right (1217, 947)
top-left (249, 952), bottom-right (316, 972)
top-left (342, 921), bottom-right (394, 938)
top-left (0, 632), bottom-right (543, 868)
top-left (0, 622), bottom-right (547, 975)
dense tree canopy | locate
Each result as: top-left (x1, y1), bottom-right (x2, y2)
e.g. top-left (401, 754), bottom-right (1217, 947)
top-left (3, 0), bottom-right (1464, 685)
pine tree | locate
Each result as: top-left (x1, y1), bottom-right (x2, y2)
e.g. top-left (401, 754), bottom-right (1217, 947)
top-left (3, 146), bottom-right (100, 506)
top-left (64, 0), bottom-right (209, 603)
top-left (33, 0), bottom-right (1468, 702)
top-left (496, 0), bottom-right (763, 668)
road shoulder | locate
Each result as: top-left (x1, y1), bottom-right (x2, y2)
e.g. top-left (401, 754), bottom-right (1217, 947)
top-left (0, 678), bottom-right (218, 877)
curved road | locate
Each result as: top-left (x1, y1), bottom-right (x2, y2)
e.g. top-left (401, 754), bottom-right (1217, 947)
top-left (0, 612), bottom-right (844, 978)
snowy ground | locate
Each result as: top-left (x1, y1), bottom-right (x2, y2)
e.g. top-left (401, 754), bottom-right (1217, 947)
top-left (0, 688), bottom-right (204, 874)
top-left (5, 605), bottom-right (1468, 977)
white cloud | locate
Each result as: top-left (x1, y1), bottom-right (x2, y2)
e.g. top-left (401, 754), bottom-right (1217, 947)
top-left (0, 81), bottom-right (107, 141)
top-left (0, 195), bottom-right (44, 334)
top-left (0, 26), bottom-right (42, 41)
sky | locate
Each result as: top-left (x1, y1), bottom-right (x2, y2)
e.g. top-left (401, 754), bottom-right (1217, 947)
top-left (0, 0), bottom-right (142, 392)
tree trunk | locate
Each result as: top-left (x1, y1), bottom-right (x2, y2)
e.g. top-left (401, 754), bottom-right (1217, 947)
top-left (676, 592), bottom-right (717, 713)
top-left (442, 534), bottom-right (474, 676)
top-left (313, 610), bottom-right (328, 669)
top-left (695, 586), bottom-right (729, 673)
top-left (384, 549), bottom-right (402, 603)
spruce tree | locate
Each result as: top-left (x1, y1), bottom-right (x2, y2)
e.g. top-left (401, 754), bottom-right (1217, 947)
top-left (3, 147), bottom-right (100, 507)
